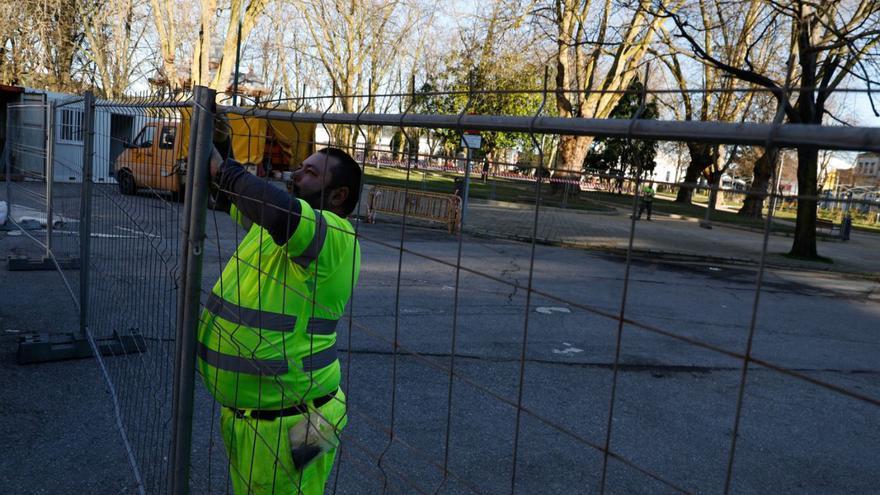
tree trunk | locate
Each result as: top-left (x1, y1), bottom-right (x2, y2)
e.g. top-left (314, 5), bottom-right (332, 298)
top-left (788, 14), bottom-right (821, 259)
top-left (556, 135), bottom-right (592, 179)
top-left (676, 142), bottom-right (715, 203)
top-left (738, 149), bottom-right (776, 218)
top-left (331, 97), bottom-right (353, 149)
top-left (365, 126), bottom-right (381, 161)
top-left (789, 147), bottom-right (819, 258)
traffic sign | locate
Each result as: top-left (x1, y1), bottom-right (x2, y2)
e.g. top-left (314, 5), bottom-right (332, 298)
top-left (461, 134), bottom-right (482, 149)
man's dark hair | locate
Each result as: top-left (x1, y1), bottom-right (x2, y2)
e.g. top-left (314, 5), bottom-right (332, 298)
top-left (318, 147), bottom-right (362, 216)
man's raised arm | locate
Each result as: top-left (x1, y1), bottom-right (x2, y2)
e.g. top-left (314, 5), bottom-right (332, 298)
top-left (210, 148), bottom-right (301, 246)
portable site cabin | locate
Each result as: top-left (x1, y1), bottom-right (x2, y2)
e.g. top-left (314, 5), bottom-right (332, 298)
top-left (1, 86), bottom-right (142, 184)
top-left (49, 93), bottom-right (150, 184)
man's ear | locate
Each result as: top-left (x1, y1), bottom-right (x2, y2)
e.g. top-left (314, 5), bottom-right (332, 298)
top-left (330, 186), bottom-right (349, 209)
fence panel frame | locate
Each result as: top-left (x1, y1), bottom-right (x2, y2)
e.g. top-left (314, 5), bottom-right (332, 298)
top-left (168, 85), bottom-right (217, 495)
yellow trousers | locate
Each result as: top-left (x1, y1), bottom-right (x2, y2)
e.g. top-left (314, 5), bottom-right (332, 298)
top-left (220, 389), bottom-right (347, 495)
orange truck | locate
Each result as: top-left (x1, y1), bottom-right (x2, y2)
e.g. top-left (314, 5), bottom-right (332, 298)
top-left (114, 112), bottom-right (316, 197)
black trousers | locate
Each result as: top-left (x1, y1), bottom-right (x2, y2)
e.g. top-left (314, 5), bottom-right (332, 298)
top-left (638, 200), bottom-right (653, 219)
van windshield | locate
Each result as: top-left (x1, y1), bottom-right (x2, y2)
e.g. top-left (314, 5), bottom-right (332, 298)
top-left (133, 126), bottom-right (155, 148)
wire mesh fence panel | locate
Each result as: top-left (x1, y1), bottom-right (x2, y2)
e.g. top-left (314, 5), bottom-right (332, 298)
top-left (45, 98), bottom-right (88, 266)
top-left (82, 94), bottom-right (194, 494)
top-left (2, 96), bottom-right (81, 278)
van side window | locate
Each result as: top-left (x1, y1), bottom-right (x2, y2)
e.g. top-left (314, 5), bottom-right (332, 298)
top-left (133, 126), bottom-right (155, 148)
top-left (159, 126), bottom-right (176, 149)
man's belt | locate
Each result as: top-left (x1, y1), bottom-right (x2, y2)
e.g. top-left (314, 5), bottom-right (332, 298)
top-left (228, 389), bottom-right (337, 421)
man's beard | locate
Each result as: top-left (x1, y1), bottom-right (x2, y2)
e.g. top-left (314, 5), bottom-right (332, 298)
top-left (293, 184), bottom-right (333, 210)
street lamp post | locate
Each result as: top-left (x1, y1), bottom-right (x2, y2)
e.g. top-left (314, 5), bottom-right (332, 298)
top-left (231, 7), bottom-right (244, 106)
top-left (460, 133), bottom-right (482, 226)
top-left (770, 150), bottom-right (785, 218)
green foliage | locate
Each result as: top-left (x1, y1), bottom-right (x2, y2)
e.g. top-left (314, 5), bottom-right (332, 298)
top-left (584, 79), bottom-right (658, 178)
top-left (414, 49), bottom-right (550, 158)
top-left (412, 80), bottom-right (459, 156)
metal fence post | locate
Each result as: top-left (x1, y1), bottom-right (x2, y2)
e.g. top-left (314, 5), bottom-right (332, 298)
top-left (462, 147), bottom-right (472, 225)
top-left (79, 92), bottom-right (95, 338)
top-left (168, 85), bottom-right (216, 495)
top-left (3, 111), bottom-right (10, 210)
top-left (45, 101), bottom-right (55, 258)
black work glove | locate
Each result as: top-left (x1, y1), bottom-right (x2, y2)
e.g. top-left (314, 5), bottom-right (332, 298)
top-left (209, 114), bottom-right (234, 211)
top-left (213, 113), bottom-right (233, 161)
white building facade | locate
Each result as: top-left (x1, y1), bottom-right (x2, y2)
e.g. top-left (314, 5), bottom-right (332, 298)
top-left (854, 152), bottom-right (880, 180)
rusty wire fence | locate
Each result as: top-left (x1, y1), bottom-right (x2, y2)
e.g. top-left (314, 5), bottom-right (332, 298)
top-left (3, 83), bottom-right (879, 494)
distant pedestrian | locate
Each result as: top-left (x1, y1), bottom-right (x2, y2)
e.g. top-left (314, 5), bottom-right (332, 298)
top-left (614, 169), bottom-right (624, 195)
top-left (636, 182), bottom-right (655, 220)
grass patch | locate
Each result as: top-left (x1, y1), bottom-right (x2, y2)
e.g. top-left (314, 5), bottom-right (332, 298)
top-left (363, 166), bottom-right (613, 212)
top-left (773, 208), bottom-right (880, 234)
top-left (580, 190), bottom-right (796, 234)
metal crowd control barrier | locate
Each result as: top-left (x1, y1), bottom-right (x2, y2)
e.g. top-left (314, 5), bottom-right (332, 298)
top-left (11, 92), bottom-right (146, 363)
top-left (367, 185), bottom-right (462, 233)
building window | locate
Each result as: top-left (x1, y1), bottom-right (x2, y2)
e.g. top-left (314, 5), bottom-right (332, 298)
top-left (59, 109), bottom-right (83, 144)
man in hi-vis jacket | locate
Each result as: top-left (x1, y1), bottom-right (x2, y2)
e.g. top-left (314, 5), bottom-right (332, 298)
top-left (198, 143), bottom-right (362, 494)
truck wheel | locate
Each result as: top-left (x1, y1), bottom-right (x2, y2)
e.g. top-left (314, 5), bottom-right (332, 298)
top-left (118, 170), bottom-right (137, 195)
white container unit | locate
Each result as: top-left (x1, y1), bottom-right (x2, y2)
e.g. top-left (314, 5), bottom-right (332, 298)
top-left (45, 91), bottom-right (145, 184)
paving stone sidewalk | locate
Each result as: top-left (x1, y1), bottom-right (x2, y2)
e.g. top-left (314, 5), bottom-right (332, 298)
top-left (451, 199), bottom-right (880, 275)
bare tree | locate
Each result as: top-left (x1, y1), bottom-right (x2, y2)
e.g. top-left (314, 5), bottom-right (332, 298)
top-left (80, 0), bottom-right (149, 98)
top-left (543, 0), bottom-right (683, 177)
top-left (665, 0), bottom-right (880, 258)
top-left (147, 0), bottom-right (269, 92)
top-left (0, 2), bottom-right (28, 84)
top-left (291, 0), bottom-right (428, 149)
top-left (209, 0), bottom-right (271, 91)
top-left (148, 0), bottom-right (182, 89)
top-left (656, 0), bottom-right (777, 206)
top-left (190, 0), bottom-right (218, 88)
top-left (0, 0), bottom-right (87, 91)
